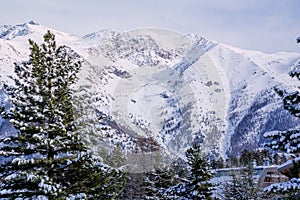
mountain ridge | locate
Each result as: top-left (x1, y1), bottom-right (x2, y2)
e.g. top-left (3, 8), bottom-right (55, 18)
top-left (0, 21), bottom-right (299, 162)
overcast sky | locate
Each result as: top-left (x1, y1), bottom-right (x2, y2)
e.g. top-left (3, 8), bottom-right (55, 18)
top-left (1, 0), bottom-right (299, 53)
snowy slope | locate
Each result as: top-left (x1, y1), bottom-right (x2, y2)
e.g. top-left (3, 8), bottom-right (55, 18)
top-left (0, 21), bottom-right (300, 163)
top-left (207, 44), bottom-right (300, 155)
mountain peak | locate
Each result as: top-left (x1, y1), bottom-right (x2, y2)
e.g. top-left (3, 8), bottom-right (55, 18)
top-left (27, 20), bottom-right (39, 26)
top-left (0, 21), bottom-right (36, 40)
top-left (82, 29), bottom-right (115, 44)
top-left (0, 21), bottom-right (42, 40)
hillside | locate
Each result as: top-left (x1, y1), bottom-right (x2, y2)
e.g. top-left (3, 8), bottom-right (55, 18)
top-left (0, 21), bottom-right (299, 166)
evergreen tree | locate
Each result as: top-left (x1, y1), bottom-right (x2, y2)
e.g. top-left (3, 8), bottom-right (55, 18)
top-left (117, 173), bottom-right (145, 200)
top-left (221, 165), bottom-right (261, 200)
top-left (164, 143), bottom-right (215, 199)
top-left (210, 157), bottom-right (224, 169)
top-left (240, 149), bottom-right (251, 166)
top-left (143, 165), bottom-right (177, 200)
top-left (221, 172), bottom-right (242, 200)
top-left (185, 143), bottom-right (215, 200)
top-left (238, 164), bottom-right (260, 199)
top-left (239, 149), bottom-right (271, 166)
top-left (0, 31), bottom-right (125, 199)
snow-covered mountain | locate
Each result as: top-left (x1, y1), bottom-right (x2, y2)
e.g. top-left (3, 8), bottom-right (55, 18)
top-left (0, 21), bottom-right (299, 163)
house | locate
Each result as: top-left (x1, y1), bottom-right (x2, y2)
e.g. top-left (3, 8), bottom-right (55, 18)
top-left (256, 165), bottom-right (289, 188)
top-left (277, 157), bottom-right (300, 179)
top-left (213, 164), bottom-right (288, 188)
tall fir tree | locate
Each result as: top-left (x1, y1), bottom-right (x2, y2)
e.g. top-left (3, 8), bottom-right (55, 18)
top-left (143, 165), bottom-right (178, 200)
top-left (163, 143), bottom-right (215, 200)
top-left (221, 172), bottom-right (242, 200)
top-left (185, 142), bottom-right (215, 200)
top-left (0, 31), bottom-right (125, 199)
top-left (221, 164), bottom-right (261, 200)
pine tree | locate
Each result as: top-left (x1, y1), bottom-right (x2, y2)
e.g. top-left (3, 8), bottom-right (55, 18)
top-left (238, 164), bottom-right (260, 199)
top-left (117, 173), bottom-right (145, 200)
top-left (240, 149), bottom-right (251, 166)
top-left (164, 143), bottom-right (215, 200)
top-left (185, 143), bottom-right (215, 200)
top-left (0, 31), bottom-right (125, 199)
top-left (143, 165), bottom-right (177, 200)
top-left (222, 165), bottom-right (261, 200)
top-left (263, 38), bottom-right (300, 198)
top-left (222, 172), bottom-right (242, 200)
